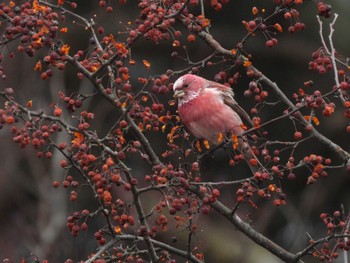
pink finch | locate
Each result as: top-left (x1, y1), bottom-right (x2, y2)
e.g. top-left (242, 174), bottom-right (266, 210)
top-left (173, 74), bottom-right (260, 172)
top-left (173, 74), bottom-right (252, 143)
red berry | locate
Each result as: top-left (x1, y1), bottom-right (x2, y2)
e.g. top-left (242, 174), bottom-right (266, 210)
top-left (212, 189), bottom-right (220, 197)
top-left (327, 222), bottom-right (334, 230)
top-left (294, 131), bottom-right (302, 140)
top-left (340, 81), bottom-right (349, 90)
top-left (320, 213), bottom-right (327, 219)
top-left (81, 223), bottom-right (88, 231)
top-left (187, 34), bottom-right (196, 42)
top-left (124, 183), bottom-right (131, 191)
top-left (305, 125), bottom-right (313, 132)
top-left (60, 159), bottom-right (68, 168)
top-left (119, 120), bottom-right (128, 128)
top-left (265, 40), bottom-right (274, 48)
top-left (62, 180), bottom-right (70, 188)
top-left (333, 210), bottom-right (341, 217)
top-left (70, 191), bottom-right (78, 201)
top-left (117, 151), bottom-right (126, 160)
top-left (287, 173), bottom-right (296, 180)
top-left (201, 206), bottom-right (210, 214)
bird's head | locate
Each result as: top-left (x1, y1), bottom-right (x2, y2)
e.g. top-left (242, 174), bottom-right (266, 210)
top-left (173, 74), bottom-right (206, 106)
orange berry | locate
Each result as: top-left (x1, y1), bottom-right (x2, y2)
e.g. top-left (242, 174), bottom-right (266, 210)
top-left (187, 34), bottom-right (196, 43)
top-left (54, 107), bottom-right (62, 117)
top-left (5, 115), bottom-right (15, 124)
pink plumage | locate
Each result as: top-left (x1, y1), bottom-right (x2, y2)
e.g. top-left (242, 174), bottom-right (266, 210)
top-left (173, 74), bottom-right (245, 143)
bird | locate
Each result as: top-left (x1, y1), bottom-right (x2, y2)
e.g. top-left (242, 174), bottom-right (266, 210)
top-left (173, 73), bottom-right (261, 173)
top-left (173, 73), bottom-right (253, 144)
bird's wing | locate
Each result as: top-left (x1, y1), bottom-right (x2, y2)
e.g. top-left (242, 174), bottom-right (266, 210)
top-left (207, 80), bottom-right (255, 129)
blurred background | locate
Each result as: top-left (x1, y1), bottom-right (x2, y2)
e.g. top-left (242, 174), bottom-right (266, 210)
top-left (1, 0), bottom-right (350, 262)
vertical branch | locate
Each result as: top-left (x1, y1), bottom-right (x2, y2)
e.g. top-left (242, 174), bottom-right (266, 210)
top-left (328, 13), bottom-right (339, 87)
top-left (318, 14), bottom-right (344, 102)
top-left (123, 170), bottom-right (160, 262)
top-left (125, 171), bottom-right (158, 262)
top-left (327, 14), bottom-right (345, 102)
top-left (102, 144), bottom-right (160, 262)
top-left (199, 0), bottom-right (209, 33)
top-left (341, 205), bottom-right (350, 263)
top-left (316, 15), bottom-right (330, 54)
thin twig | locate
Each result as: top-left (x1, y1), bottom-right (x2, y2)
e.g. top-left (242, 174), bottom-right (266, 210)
top-left (117, 234), bottom-right (203, 263)
top-left (165, 0), bottom-right (191, 19)
top-left (85, 239), bottom-right (116, 263)
top-left (296, 233), bottom-right (350, 260)
top-left (190, 177), bottom-right (253, 186)
top-left (85, 235), bottom-right (203, 263)
top-left (316, 15), bottom-right (330, 54)
top-left (328, 14), bottom-right (345, 102)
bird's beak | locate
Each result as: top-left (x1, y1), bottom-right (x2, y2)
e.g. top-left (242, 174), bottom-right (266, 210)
top-left (173, 90), bottom-right (185, 99)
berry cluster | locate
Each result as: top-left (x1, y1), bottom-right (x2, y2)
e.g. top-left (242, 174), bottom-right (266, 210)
top-left (66, 210), bottom-right (89, 237)
top-left (0, 93), bottom-right (66, 160)
top-left (0, 1), bottom-right (74, 80)
top-left (244, 81), bottom-right (269, 102)
top-left (309, 48), bottom-right (333, 74)
top-left (303, 154), bottom-right (330, 184)
top-left (310, 211), bottom-right (349, 261)
top-left (129, 103), bottom-right (164, 133)
top-left (317, 1), bottom-right (332, 18)
top-left (235, 181), bottom-right (286, 207)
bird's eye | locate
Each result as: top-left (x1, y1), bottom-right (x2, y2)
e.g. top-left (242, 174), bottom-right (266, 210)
top-left (184, 84), bottom-right (189, 88)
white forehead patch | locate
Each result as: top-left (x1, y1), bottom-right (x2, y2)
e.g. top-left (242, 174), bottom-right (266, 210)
top-left (173, 76), bottom-right (185, 91)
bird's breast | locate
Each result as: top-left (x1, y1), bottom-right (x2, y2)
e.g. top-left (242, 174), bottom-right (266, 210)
top-left (178, 91), bottom-right (243, 141)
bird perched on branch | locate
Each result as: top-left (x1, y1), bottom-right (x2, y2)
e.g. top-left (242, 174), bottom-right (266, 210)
top-left (173, 73), bottom-right (253, 144)
top-left (173, 73), bottom-right (261, 173)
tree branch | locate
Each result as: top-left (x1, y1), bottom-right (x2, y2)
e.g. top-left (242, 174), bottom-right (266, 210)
top-left (190, 185), bottom-right (304, 263)
top-left (85, 234), bottom-right (203, 263)
top-left (254, 67), bottom-right (350, 161)
top-left (195, 29), bottom-right (350, 162)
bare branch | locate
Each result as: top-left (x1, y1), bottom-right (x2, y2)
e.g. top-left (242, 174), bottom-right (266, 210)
top-left (190, 185), bottom-right (304, 263)
top-left (328, 14), bottom-right (344, 100)
top-left (85, 235), bottom-right (203, 263)
top-left (254, 67), bottom-right (350, 161)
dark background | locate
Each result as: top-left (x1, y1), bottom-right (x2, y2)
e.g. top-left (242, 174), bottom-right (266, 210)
top-left (1, 0), bottom-right (350, 262)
